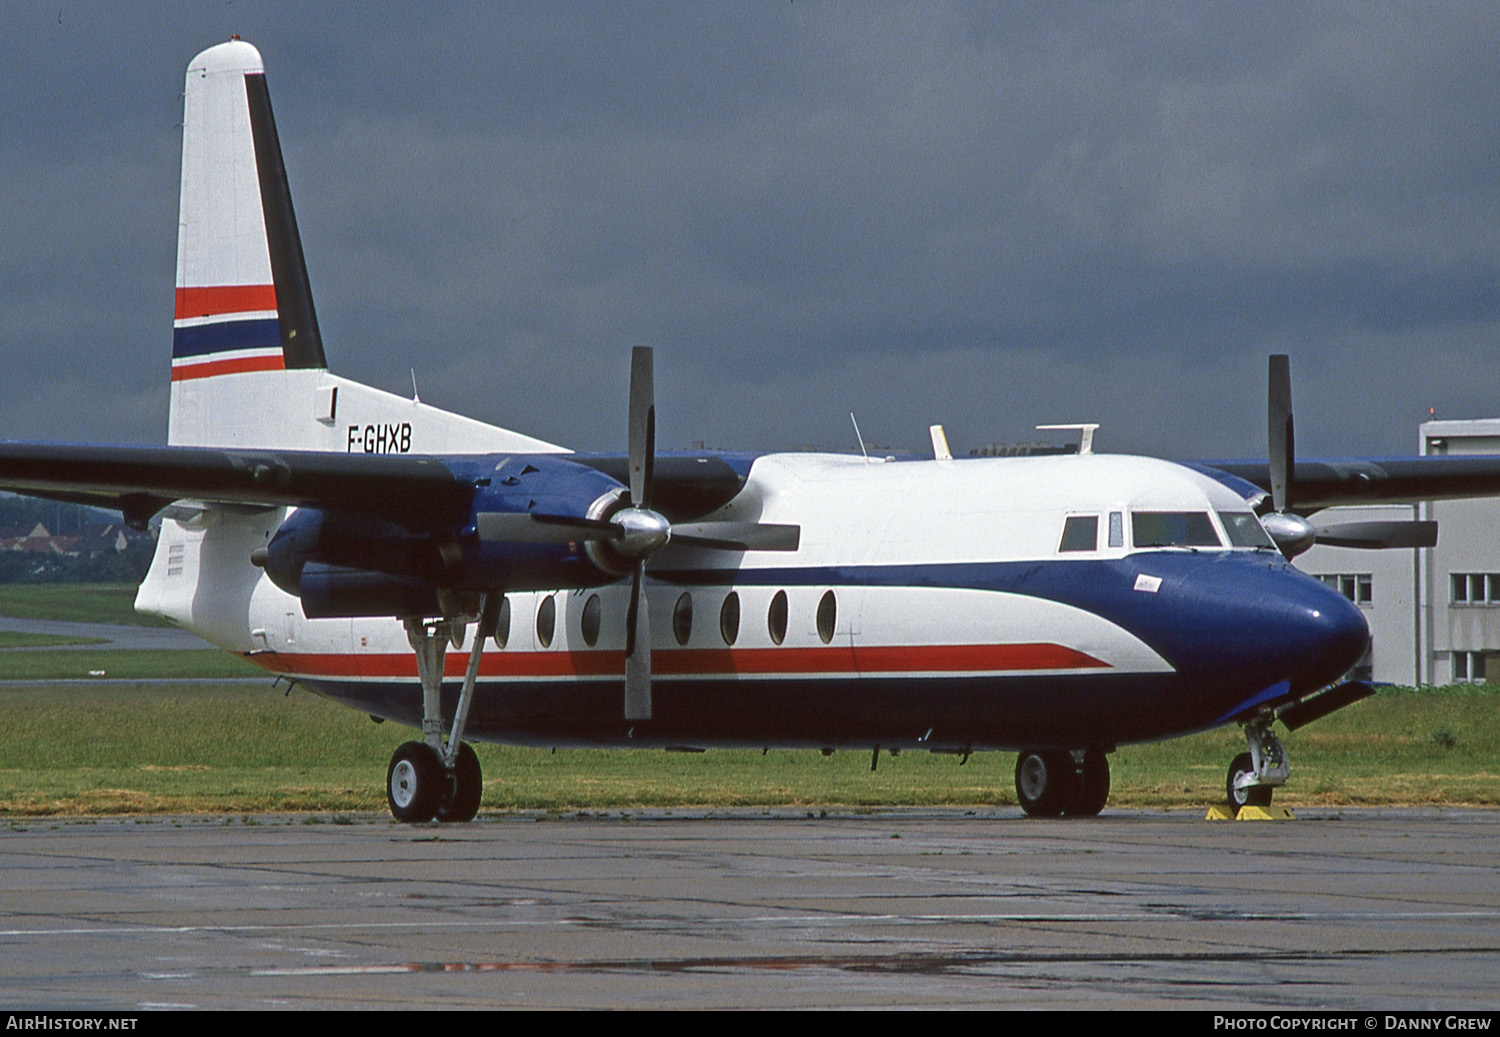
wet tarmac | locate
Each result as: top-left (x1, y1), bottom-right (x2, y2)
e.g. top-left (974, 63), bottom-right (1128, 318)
top-left (1, 808), bottom-right (1497, 1009)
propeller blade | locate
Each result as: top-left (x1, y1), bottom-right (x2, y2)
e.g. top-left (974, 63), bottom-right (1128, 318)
top-left (475, 512), bottom-right (620, 543)
top-left (628, 346), bottom-right (655, 510)
top-left (624, 561), bottom-right (651, 721)
top-left (670, 521), bottom-right (802, 552)
top-left (1314, 520), bottom-right (1438, 550)
top-left (1268, 354), bottom-right (1294, 515)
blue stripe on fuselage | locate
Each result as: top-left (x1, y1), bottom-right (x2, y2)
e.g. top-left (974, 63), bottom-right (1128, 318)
top-left (654, 551), bottom-right (1369, 699)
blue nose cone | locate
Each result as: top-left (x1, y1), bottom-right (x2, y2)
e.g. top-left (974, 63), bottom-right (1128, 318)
top-left (1266, 568), bottom-right (1371, 693)
top-left (1153, 554), bottom-right (1370, 696)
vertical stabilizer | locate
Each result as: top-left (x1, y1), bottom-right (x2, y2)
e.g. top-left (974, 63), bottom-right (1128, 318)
top-left (170, 39), bottom-right (325, 444)
top-left (165, 39), bottom-right (563, 457)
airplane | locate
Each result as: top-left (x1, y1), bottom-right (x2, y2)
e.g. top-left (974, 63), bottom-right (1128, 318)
top-left (4, 38), bottom-right (1499, 823)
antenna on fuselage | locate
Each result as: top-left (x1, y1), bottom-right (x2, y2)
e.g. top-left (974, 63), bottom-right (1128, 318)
top-left (850, 412), bottom-right (870, 463)
top-left (1036, 423), bottom-right (1099, 455)
top-left (929, 424), bottom-right (953, 461)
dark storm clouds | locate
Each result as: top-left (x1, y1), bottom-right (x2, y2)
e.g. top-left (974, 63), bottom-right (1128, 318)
top-left (3, 2), bottom-right (1497, 459)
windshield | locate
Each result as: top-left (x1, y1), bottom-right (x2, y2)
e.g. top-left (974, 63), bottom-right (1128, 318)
top-left (1218, 511), bottom-right (1276, 549)
top-left (1132, 511), bottom-right (1222, 548)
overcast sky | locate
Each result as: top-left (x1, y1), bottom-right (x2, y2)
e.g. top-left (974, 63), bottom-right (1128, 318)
top-left (3, 2), bottom-right (1497, 461)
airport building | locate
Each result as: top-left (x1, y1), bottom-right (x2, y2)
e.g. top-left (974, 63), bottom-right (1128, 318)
top-left (1299, 418), bottom-right (1500, 687)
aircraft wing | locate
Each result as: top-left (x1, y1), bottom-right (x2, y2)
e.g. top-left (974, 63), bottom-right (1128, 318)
top-left (1200, 456), bottom-right (1500, 513)
top-left (0, 443), bottom-right (753, 531)
top-left (0, 442), bottom-right (474, 530)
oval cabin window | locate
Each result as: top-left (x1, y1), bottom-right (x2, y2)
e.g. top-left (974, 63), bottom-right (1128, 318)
top-left (581, 593), bottom-right (601, 647)
top-left (493, 596), bottom-right (511, 649)
top-left (816, 590), bottom-right (837, 644)
top-left (673, 592), bottom-right (693, 646)
top-left (719, 591), bottom-right (740, 646)
top-left (536, 594), bottom-right (556, 648)
top-left (768, 590), bottom-right (788, 646)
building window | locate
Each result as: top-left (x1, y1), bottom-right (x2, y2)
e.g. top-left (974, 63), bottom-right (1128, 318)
top-left (1450, 573), bottom-right (1500, 605)
top-left (1319, 573), bottom-right (1372, 606)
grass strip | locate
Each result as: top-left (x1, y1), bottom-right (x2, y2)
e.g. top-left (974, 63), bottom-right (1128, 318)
top-left (1, 680), bottom-right (1496, 816)
top-left (0, 584), bottom-right (170, 627)
top-left (0, 649), bottom-right (264, 680)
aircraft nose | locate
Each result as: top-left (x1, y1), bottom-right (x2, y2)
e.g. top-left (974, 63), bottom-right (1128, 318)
top-left (1274, 573), bottom-right (1370, 692)
top-left (1165, 556), bottom-right (1370, 694)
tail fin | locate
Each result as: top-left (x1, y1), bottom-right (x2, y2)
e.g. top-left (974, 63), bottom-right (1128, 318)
top-left (166, 40), bottom-right (563, 457)
top-left (169, 39), bottom-right (325, 444)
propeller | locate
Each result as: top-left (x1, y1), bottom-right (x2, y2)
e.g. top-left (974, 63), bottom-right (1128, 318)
top-left (1260, 355), bottom-right (1436, 558)
top-left (476, 347), bottom-right (799, 721)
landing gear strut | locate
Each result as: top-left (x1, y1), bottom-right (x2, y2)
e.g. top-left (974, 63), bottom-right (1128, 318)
top-left (1226, 711), bottom-right (1288, 810)
top-left (1015, 748), bottom-right (1110, 818)
top-left (386, 594), bottom-right (498, 823)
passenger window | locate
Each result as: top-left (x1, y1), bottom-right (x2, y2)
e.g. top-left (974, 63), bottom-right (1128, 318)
top-left (493, 596), bottom-right (511, 649)
top-left (768, 590), bottom-right (788, 645)
top-left (673, 592), bottom-right (693, 646)
top-left (581, 593), bottom-right (601, 646)
top-left (816, 590), bottom-right (837, 644)
top-left (720, 592), bottom-right (740, 645)
top-left (536, 594), bottom-right (556, 648)
top-left (1059, 515), bottom-right (1099, 552)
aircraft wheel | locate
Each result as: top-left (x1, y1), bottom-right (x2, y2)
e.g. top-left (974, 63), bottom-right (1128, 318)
top-left (1066, 749), bottom-right (1110, 817)
top-left (436, 742), bottom-right (483, 823)
top-left (1226, 752), bottom-right (1273, 810)
top-left (387, 741), bottom-right (444, 823)
top-left (1015, 749), bottom-right (1077, 818)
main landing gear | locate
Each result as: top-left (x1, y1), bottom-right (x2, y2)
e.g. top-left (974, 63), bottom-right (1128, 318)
top-left (385, 594), bottom-right (499, 824)
top-left (1225, 711), bottom-right (1288, 810)
top-left (1014, 748), bottom-right (1110, 818)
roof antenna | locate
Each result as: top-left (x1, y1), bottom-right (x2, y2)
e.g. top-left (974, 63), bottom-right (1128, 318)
top-left (849, 412), bottom-right (870, 463)
top-left (410, 368), bottom-right (421, 404)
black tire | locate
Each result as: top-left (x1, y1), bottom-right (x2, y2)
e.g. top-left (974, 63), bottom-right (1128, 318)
top-left (387, 741), bottom-right (444, 823)
top-left (1226, 751), bottom-right (1273, 809)
top-left (1015, 749), bottom-right (1077, 818)
top-left (1066, 750), bottom-right (1110, 817)
top-left (436, 742), bottom-right (483, 823)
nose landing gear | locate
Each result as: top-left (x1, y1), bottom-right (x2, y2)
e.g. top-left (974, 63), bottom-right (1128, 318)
top-left (1226, 712), bottom-right (1288, 810)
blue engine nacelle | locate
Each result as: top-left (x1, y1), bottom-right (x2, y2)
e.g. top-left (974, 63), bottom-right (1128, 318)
top-left (258, 455), bottom-right (631, 619)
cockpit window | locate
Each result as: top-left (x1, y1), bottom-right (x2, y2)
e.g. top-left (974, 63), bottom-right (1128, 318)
top-left (1218, 511), bottom-right (1276, 549)
top-left (1132, 511), bottom-right (1221, 548)
top-left (1059, 515), bottom-right (1099, 552)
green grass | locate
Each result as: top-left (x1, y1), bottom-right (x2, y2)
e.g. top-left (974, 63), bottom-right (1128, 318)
top-left (0, 648), bottom-right (263, 680)
top-left (0, 679), bottom-right (1496, 816)
top-left (0, 583), bottom-right (168, 627)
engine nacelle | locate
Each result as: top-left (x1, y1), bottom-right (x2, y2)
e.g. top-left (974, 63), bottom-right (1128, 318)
top-left (257, 455), bottom-right (634, 618)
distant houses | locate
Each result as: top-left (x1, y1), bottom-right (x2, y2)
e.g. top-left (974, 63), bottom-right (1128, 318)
top-left (0, 520), bottom-right (149, 558)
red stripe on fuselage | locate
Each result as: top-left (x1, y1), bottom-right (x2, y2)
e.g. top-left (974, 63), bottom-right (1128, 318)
top-left (171, 354), bottom-right (286, 381)
top-left (175, 284), bottom-right (278, 320)
top-left (247, 643), bottom-right (1109, 680)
